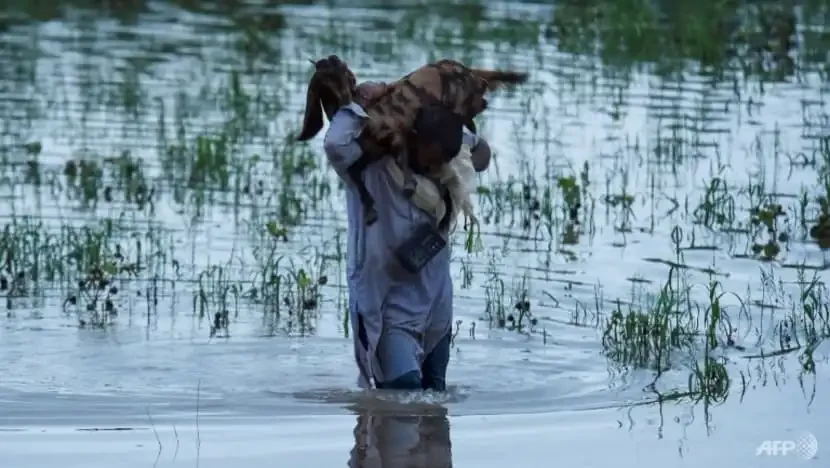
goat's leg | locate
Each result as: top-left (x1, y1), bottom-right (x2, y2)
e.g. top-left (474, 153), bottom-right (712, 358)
top-left (346, 159), bottom-right (378, 226)
top-left (399, 149), bottom-right (417, 199)
top-left (465, 117), bottom-right (477, 134)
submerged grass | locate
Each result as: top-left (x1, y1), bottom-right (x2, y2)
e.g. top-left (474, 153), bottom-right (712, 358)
top-left (1, 0), bottom-right (830, 420)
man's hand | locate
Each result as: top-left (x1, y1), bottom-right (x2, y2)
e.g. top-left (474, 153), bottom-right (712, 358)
top-left (354, 81), bottom-right (389, 108)
top-left (470, 137), bottom-right (492, 172)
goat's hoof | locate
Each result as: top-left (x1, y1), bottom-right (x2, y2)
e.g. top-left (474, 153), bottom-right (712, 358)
top-left (365, 207), bottom-right (379, 226)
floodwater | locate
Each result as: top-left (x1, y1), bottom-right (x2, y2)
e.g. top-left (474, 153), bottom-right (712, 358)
top-left (1, 0), bottom-right (829, 466)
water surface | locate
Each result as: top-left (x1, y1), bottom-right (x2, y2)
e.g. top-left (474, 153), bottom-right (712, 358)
top-left (1, 0), bottom-right (829, 465)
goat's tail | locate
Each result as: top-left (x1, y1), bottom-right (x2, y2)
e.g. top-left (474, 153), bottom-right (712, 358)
top-left (470, 69), bottom-right (529, 91)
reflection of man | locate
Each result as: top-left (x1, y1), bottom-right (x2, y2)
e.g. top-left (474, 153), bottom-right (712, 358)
top-left (347, 405), bottom-right (452, 468)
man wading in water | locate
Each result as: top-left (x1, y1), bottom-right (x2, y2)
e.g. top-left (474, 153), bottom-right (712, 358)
top-left (323, 81), bottom-right (492, 391)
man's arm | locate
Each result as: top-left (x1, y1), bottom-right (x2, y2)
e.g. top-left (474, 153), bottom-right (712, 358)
top-left (322, 102), bottom-right (369, 180)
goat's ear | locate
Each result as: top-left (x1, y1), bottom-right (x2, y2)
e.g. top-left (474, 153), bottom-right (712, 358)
top-left (296, 74), bottom-right (324, 141)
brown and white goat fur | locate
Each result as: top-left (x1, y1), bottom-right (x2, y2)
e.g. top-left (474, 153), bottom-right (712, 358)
top-left (296, 55), bottom-right (528, 226)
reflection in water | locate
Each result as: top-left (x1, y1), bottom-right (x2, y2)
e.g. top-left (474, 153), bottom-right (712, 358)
top-left (347, 401), bottom-right (452, 468)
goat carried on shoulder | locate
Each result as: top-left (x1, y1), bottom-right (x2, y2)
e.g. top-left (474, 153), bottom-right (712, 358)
top-left (295, 55), bottom-right (529, 226)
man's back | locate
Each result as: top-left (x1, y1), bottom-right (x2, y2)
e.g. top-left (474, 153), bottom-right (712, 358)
top-left (323, 98), bottom-right (484, 390)
top-left (339, 136), bottom-right (454, 388)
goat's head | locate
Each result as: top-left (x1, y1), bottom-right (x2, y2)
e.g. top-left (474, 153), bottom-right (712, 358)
top-left (296, 55), bottom-right (358, 141)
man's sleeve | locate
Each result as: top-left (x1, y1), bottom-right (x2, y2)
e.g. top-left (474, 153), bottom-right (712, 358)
top-left (323, 102), bottom-right (370, 179)
top-left (461, 126), bottom-right (480, 149)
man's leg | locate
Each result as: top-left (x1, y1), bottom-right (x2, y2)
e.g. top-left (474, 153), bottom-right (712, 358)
top-left (375, 326), bottom-right (423, 390)
top-left (421, 266), bottom-right (453, 392)
top-left (376, 370), bottom-right (422, 390)
top-left (420, 329), bottom-right (451, 391)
